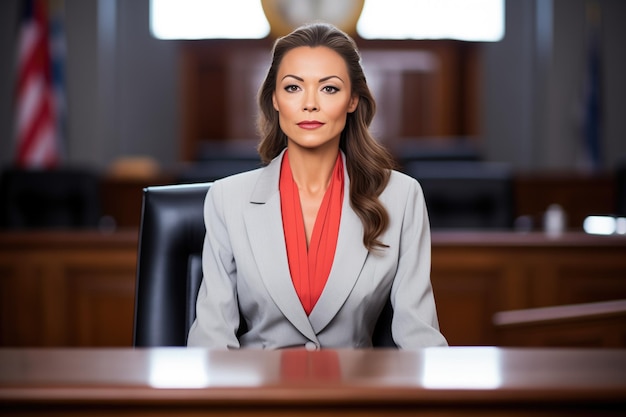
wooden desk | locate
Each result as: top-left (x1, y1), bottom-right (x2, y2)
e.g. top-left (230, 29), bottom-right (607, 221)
top-left (1, 347), bottom-right (625, 416)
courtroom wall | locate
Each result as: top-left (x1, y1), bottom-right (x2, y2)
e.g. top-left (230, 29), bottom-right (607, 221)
top-left (0, 0), bottom-right (625, 171)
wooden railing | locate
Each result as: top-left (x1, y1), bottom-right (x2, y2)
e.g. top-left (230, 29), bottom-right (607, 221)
top-left (493, 299), bottom-right (626, 347)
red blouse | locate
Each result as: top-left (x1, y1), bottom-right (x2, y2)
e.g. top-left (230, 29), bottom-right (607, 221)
top-left (279, 151), bottom-right (344, 315)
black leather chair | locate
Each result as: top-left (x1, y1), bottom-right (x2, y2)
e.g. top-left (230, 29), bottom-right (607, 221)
top-left (133, 182), bottom-right (396, 347)
top-left (0, 167), bottom-right (100, 229)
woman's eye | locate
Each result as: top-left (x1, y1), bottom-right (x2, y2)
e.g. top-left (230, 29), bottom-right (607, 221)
top-left (285, 85), bottom-right (300, 92)
top-left (323, 86), bottom-right (339, 94)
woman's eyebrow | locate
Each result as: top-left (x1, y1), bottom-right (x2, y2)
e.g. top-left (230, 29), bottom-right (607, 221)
top-left (319, 75), bottom-right (345, 84)
top-left (281, 74), bottom-right (304, 82)
top-left (281, 74), bottom-right (345, 84)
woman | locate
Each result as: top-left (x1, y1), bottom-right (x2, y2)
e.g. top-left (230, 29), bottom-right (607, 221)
top-left (187, 23), bottom-right (447, 349)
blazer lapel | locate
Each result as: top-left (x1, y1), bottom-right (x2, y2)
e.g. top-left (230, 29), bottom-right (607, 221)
top-left (308, 158), bottom-right (369, 333)
top-left (243, 151), bottom-right (318, 342)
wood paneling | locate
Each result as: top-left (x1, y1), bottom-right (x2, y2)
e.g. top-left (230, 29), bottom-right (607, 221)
top-left (0, 231), bottom-right (138, 347)
top-left (430, 266), bottom-right (505, 345)
top-left (431, 232), bottom-right (626, 346)
top-left (180, 39), bottom-right (481, 162)
top-left (66, 262), bottom-right (136, 346)
top-left (180, 40), bottom-right (273, 161)
top-left (2, 231), bottom-right (626, 347)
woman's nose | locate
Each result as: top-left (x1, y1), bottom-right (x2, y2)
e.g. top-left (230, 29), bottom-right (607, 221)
top-left (302, 90), bottom-right (319, 112)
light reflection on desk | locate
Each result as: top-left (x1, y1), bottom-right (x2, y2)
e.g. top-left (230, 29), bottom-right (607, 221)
top-left (147, 347), bottom-right (503, 389)
top-left (148, 348), bottom-right (277, 388)
top-left (1, 347), bottom-right (625, 392)
top-left (148, 348), bottom-right (211, 388)
top-left (2, 348), bottom-right (625, 415)
top-left (421, 347), bottom-right (502, 389)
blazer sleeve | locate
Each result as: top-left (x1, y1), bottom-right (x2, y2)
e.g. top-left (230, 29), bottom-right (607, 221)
top-left (187, 181), bottom-right (241, 348)
top-left (390, 178), bottom-right (448, 348)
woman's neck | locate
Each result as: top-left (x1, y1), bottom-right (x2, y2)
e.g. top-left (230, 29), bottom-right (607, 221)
top-left (286, 146), bottom-right (339, 196)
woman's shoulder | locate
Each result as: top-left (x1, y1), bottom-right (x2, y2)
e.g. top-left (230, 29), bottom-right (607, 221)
top-left (386, 169), bottom-right (422, 192)
top-left (378, 170), bottom-right (426, 217)
top-left (206, 167), bottom-right (265, 204)
top-left (211, 166), bottom-right (264, 189)
top-left (378, 169), bottom-right (425, 203)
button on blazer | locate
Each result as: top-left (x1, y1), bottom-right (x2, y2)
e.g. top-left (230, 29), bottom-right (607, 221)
top-left (187, 150), bottom-right (448, 349)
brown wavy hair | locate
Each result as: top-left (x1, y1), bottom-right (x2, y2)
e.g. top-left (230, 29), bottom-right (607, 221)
top-left (257, 23), bottom-right (395, 251)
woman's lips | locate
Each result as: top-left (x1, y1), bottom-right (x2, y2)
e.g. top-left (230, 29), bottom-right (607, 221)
top-left (297, 121), bottom-right (324, 129)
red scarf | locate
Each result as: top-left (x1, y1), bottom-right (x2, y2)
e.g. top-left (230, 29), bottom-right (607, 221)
top-left (280, 151), bottom-right (344, 315)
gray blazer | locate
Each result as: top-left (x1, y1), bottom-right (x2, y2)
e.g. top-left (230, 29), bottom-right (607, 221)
top-left (187, 150), bottom-right (448, 349)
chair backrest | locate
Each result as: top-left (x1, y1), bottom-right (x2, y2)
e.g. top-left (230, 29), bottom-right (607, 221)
top-left (133, 182), bottom-right (395, 347)
top-left (0, 167), bottom-right (100, 229)
top-left (134, 182), bottom-right (210, 346)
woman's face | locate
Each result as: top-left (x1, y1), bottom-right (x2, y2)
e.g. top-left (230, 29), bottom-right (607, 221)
top-left (272, 46), bottom-right (358, 152)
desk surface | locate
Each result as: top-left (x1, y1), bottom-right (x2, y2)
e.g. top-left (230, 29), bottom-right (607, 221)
top-left (1, 347), bottom-right (625, 415)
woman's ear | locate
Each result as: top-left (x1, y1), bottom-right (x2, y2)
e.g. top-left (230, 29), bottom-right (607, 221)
top-left (348, 95), bottom-right (359, 113)
top-left (272, 92), bottom-right (279, 111)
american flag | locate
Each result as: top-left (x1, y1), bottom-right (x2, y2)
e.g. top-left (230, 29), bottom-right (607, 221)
top-left (14, 0), bottom-right (62, 168)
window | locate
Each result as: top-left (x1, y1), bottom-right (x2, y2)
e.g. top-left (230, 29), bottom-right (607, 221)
top-left (357, 0), bottom-right (504, 41)
top-left (150, 0), bottom-right (270, 40)
top-left (150, 0), bottom-right (504, 42)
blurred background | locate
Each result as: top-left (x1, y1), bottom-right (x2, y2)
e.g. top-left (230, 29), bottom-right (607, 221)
top-left (0, 0), bottom-right (624, 231)
top-left (1, 0), bottom-right (626, 349)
